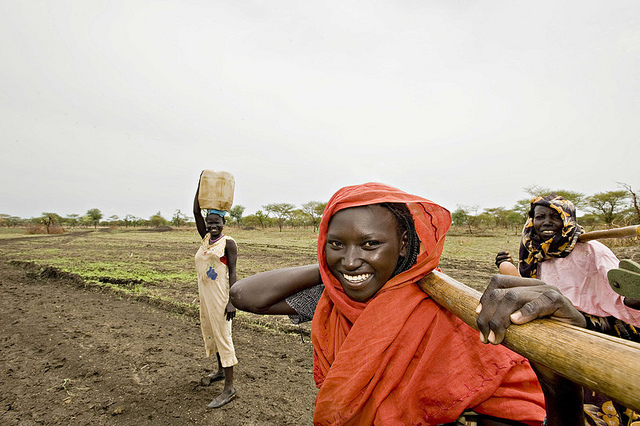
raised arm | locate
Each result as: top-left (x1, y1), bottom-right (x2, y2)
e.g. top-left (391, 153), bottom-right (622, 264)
top-left (230, 264), bottom-right (322, 315)
top-left (193, 174), bottom-right (206, 239)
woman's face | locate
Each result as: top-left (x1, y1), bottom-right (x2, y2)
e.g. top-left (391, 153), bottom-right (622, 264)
top-left (325, 205), bottom-right (407, 302)
top-left (205, 214), bottom-right (225, 237)
top-left (532, 205), bottom-right (563, 240)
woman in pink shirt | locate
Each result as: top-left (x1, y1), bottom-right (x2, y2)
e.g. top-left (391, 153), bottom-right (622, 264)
top-left (496, 194), bottom-right (640, 424)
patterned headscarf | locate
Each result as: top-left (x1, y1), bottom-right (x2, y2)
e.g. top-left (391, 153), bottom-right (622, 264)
top-left (518, 195), bottom-right (584, 278)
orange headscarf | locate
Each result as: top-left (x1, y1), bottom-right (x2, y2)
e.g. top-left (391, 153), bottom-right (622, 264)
top-left (311, 183), bottom-right (545, 425)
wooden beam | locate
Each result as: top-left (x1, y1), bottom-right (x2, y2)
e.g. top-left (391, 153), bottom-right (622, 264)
top-left (418, 270), bottom-right (640, 412)
top-left (579, 225), bottom-right (639, 242)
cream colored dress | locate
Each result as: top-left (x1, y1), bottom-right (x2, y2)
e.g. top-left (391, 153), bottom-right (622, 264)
top-left (194, 234), bottom-right (237, 367)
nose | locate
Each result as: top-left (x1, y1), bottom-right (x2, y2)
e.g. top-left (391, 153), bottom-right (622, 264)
top-left (341, 246), bottom-right (363, 271)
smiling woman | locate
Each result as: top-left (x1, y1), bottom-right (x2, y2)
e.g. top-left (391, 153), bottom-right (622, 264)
top-left (192, 172), bottom-right (238, 410)
top-left (494, 194), bottom-right (640, 424)
top-left (229, 182), bottom-right (584, 425)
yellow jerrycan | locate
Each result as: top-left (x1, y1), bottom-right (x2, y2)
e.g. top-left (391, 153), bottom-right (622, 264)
top-left (198, 170), bottom-right (235, 211)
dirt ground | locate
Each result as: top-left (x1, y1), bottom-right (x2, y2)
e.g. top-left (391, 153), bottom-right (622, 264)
top-left (0, 259), bottom-right (317, 425)
top-left (1, 231), bottom-right (638, 426)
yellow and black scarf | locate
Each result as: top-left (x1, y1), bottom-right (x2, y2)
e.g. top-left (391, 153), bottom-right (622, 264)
top-left (518, 195), bottom-right (584, 278)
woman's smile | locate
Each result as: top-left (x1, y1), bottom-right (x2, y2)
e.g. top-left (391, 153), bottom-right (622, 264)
top-left (341, 273), bottom-right (373, 284)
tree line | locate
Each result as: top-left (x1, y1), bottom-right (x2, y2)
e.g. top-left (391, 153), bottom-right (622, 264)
top-left (452, 183), bottom-right (640, 233)
top-left (1, 183), bottom-right (638, 233)
top-left (0, 201), bottom-right (329, 234)
top-left (0, 209), bottom-right (193, 233)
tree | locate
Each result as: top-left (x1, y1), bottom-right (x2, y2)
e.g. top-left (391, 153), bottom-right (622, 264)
top-left (288, 209), bottom-right (307, 228)
top-left (86, 208), bottom-right (103, 229)
top-left (123, 214), bottom-right (136, 228)
top-left (476, 212), bottom-right (494, 229)
top-left (483, 207), bottom-right (509, 229)
top-left (149, 211), bottom-right (167, 227)
top-left (302, 201), bottom-right (326, 232)
top-left (0, 214), bottom-right (22, 227)
top-left (40, 212), bottom-right (62, 234)
top-left (64, 214), bottom-right (80, 227)
top-left (506, 211), bottom-right (524, 233)
top-left (108, 215), bottom-right (120, 226)
top-left (587, 191), bottom-right (629, 226)
top-left (512, 199), bottom-right (530, 222)
top-left (451, 208), bottom-right (468, 227)
top-left (229, 205), bottom-right (246, 227)
top-left (522, 185), bottom-right (587, 210)
top-left (243, 213), bottom-right (267, 228)
top-left (454, 205), bottom-right (479, 233)
top-left (171, 210), bottom-right (188, 227)
top-left (263, 203), bottom-right (295, 231)
top-left (254, 210), bottom-right (269, 228)
top-left (618, 182), bottom-right (640, 223)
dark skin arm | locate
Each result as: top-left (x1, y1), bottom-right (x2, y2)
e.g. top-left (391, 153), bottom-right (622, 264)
top-left (225, 239), bottom-right (238, 320)
top-left (230, 264), bottom-right (322, 315)
top-left (477, 275), bottom-right (585, 426)
top-left (193, 174), bottom-right (207, 239)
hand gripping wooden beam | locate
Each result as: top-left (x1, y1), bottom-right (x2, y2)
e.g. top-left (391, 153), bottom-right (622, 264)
top-left (418, 270), bottom-right (640, 412)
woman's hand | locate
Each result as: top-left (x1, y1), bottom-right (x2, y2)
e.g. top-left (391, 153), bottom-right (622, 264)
top-left (225, 301), bottom-right (236, 321)
top-left (476, 274), bottom-right (585, 345)
top-left (495, 251), bottom-right (513, 267)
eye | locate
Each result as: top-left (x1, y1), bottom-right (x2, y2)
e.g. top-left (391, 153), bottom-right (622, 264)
top-left (362, 240), bottom-right (381, 249)
top-left (327, 240), bottom-right (343, 249)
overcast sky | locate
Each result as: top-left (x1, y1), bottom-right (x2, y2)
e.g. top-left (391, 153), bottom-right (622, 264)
top-left (1, 1), bottom-right (639, 220)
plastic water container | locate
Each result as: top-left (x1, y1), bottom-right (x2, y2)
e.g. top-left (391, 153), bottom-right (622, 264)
top-left (198, 170), bottom-right (235, 211)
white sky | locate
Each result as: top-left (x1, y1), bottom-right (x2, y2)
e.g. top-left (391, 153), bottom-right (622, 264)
top-left (1, 0), bottom-right (639, 220)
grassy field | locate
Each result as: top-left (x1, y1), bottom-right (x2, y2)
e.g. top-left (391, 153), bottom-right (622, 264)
top-left (1, 225), bottom-right (637, 313)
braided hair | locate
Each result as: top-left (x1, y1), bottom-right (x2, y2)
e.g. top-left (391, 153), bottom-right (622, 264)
top-left (380, 203), bottom-right (420, 276)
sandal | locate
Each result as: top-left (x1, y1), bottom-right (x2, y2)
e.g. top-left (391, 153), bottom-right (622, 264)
top-left (207, 389), bottom-right (237, 409)
top-left (201, 372), bottom-right (225, 386)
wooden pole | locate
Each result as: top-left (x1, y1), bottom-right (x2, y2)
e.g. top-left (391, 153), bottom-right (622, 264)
top-left (579, 225), bottom-right (639, 242)
top-left (418, 270), bottom-right (640, 412)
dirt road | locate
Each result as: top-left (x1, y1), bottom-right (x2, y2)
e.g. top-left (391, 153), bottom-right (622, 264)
top-left (0, 260), bottom-right (316, 425)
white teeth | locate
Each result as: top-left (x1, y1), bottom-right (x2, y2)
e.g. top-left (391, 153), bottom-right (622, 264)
top-left (342, 273), bottom-right (372, 283)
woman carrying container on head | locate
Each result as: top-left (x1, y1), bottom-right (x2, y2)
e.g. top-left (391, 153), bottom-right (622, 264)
top-left (494, 194), bottom-right (640, 424)
top-left (193, 171), bottom-right (238, 409)
top-left (231, 182), bottom-right (586, 425)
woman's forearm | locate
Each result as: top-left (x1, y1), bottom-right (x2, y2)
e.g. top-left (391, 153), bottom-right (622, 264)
top-left (230, 265), bottom-right (321, 315)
